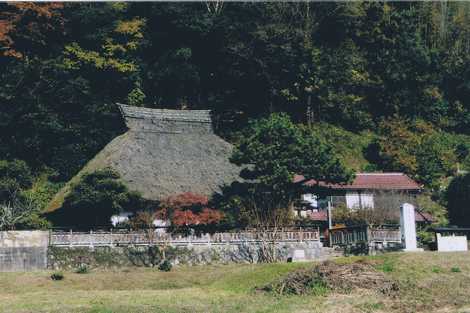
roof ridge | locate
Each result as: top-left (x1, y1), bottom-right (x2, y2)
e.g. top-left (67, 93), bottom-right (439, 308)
top-left (118, 103), bottom-right (211, 112)
top-left (117, 103), bottom-right (213, 127)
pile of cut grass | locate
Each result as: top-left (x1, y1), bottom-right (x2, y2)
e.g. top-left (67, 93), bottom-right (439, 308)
top-left (261, 259), bottom-right (398, 296)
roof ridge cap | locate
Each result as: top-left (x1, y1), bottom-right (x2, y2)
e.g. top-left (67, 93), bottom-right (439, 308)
top-left (118, 103), bottom-right (211, 113)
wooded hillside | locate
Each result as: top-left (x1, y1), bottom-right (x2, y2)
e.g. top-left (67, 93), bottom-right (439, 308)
top-left (1, 2), bottom-right (470, 214)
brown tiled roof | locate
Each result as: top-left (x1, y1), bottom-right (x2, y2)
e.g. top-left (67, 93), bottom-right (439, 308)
top-left (295, 173), bottom-right (422, 191)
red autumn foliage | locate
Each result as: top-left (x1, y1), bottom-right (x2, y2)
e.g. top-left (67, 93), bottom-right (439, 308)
top-left (198, 208), bottom-right (224, 224)
top-left (157, 192), bottom-right (223, 226)
top-left (171, 208), bottom-right (224, 226)
top-left (171, 209), bottom-right (199, 226)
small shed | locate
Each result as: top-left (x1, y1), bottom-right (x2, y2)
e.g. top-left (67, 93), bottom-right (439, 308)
top-left (433, 227), bottom-right (469, 252)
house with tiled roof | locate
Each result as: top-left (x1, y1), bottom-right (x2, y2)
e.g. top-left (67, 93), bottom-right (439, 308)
top-left (294, 173), bottom-right (432, 224)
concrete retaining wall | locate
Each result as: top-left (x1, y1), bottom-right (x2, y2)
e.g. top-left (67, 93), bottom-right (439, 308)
top-left (0, 231), bottom-right (49, 271)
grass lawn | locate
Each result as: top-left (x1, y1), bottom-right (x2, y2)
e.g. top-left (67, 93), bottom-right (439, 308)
top-left (1, 252), bottom-right (470, 313)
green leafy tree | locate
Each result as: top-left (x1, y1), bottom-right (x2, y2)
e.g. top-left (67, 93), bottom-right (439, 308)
top-left (63, 3), bottom-right (145, 74)
top-left (369, 118), bottom-right (456, 189)
top-left (0, 159), bottom-right (33, 203)
top-left (61, 168), bottom-right (145, 227)
top-left (127, 84), bottom-right (146, 107)
top-left (0, 159), bottom-right (51, 230)
top-left (228, 113), bottom-right (353, 228)
top-left (416, 134), bottom-right (456, 189)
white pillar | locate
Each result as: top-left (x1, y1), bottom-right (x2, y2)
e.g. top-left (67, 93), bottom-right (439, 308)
top-left (400, 203), bottom-right (422, 252)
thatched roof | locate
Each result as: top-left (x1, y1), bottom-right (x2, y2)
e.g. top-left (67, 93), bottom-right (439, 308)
top-left (47, 104), bottom-right (240, 211)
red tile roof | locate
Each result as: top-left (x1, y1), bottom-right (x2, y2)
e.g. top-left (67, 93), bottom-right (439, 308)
top-left (294, 173), bottom-right (422, 191)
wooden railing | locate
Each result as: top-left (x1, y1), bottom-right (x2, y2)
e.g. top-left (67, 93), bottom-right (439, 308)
top-left (369, 227), bottom-right (401, 243)
top-left (50, 228), bottom-right (320, 247)
top-left (329, 225), bottom-right (401, 247)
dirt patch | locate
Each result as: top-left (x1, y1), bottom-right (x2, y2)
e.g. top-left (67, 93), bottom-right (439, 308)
top-left (262, 260), bottom-right (399, 296)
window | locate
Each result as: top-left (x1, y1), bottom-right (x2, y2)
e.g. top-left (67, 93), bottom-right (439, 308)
top-left (302, 193), bottom-right (318, 208)
top-left (346, 192), bottom-right (360, 209)
top-left (346, 192), bottom-right (374, 209)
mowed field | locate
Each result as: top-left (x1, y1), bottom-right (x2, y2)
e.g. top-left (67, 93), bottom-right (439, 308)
top-left (1, 252), bottom-right (470, 313)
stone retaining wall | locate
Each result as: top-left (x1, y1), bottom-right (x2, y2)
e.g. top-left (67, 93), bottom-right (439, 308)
top-left (48, 241), bottom-right (326, 270)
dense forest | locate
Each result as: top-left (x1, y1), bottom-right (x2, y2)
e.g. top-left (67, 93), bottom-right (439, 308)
top-left (1, 2), bottom-right (470, 225)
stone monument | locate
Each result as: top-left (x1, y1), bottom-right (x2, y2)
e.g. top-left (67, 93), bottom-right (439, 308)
top-left (400, 203), bottom-right (423, 252)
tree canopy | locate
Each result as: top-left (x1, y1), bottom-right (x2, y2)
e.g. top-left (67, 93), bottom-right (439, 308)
top-left (1, 2), bottom-right (470, 183)
top-left (1, 2), bottom-right (470, 225)
top-left (225, 113), bottom-right (352, 227)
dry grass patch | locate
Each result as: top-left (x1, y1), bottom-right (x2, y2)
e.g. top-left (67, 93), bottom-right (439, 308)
top-left (1, 252), bottom-right (470, 313)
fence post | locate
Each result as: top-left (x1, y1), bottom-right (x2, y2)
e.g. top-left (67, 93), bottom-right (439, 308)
top-left (109, 228), bottom-right (113, 247)
top-left (89, 229), bottom-right (94, 249)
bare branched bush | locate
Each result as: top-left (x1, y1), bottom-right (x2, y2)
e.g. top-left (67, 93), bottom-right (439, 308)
top-left (332, 191), bottom-right (418, 226)
top-left (0, 190), bottom-right (38, 230)
top-left (238, 191), bottom-right (295, 263)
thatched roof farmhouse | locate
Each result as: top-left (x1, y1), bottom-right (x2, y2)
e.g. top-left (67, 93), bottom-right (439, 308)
top-left (47, 104), bottom-right (241, 211)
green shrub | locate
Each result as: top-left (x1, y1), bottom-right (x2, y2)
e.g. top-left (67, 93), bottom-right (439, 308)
top-left (62, 168), bottom-right (146, 227)
top-left (51, 272), bottom-right (64, 281)
top-left (20, 212), bottom-right (51, 230)
top-left (75, 264), bottom-right (90, 274)
top-left (309, 280), bottom-right (329, 296)
top-left (158, 260), bottom-right (172, 272)
top-left (451, 267), bottom-right (461, 273)
top-left (431, 266), bottom-right (442, 273)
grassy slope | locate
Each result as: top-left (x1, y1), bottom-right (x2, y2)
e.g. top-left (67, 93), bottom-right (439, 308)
top-left (1, 252), bottom-right (470, 313)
